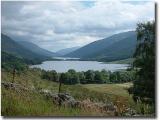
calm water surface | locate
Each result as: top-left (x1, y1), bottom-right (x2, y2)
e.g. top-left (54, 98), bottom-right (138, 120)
top-left (31, 61), bottom-right (129, 73)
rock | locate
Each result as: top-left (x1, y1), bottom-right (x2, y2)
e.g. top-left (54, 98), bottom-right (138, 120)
top-left (104, 103), bottom-right (116, 112)
top-left (2, 81), bottom-right (16, 89)
top-left (39, 89), bottom-right (52, 95)
top-left (30, 85), bottom-right (35, 91)
top-left (123, 107), bottom-right (137, 116)
top-left (45, 92), bottom-right (79, 108)
top-left (1, 82), bottom-right (130, 115)
top-left (132, 114), bottom-right (142, 117)
top-left (2, 81), bottom-right (29, 91)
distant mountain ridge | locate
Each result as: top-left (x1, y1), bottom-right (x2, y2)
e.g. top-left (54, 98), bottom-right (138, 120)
top-left (1, 34), bottom-right (55, 62)
top-left (18, 41), bottom-right (58, 57)
top-left (2, 31), bottom-right (137, 63)
top-left (65, 31), bottom-right (137, 61)
top-left (56, 46), bottom-right (80, 56)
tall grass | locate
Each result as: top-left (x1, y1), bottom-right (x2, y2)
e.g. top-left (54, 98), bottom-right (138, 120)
top-left (1, 69), bottom-right (155, 116)
top-left (1, 70), bottom-right (110, 116)
top-left (2, 86), bottom-right (108, 116)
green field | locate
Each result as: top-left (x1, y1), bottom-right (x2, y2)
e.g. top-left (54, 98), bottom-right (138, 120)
top-left (83, 83), bottom-right (132, 97)
top-left (1, 69), bottom-right (151, 116)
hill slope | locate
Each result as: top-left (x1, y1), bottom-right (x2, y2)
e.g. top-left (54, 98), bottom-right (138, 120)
top-left (56, 46), bottom-right (80, 56)
top-left (2, 69), bottom-right (136, 116)
top-left (1, 34), bottom-right (49, 61)
top-left (65, 31), bottom-right (136, 61)
top-left (18, 41), bottom-right (58, 57)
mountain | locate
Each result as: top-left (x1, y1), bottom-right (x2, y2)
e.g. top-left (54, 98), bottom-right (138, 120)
top-left (18, 41), bottom-right (58, 57)
top-left (65, 31), bottom-right (137, 61)
top-left (56, 46), bottom-right (80, 56)
top-left (1, 34), bottom-right (50, 61)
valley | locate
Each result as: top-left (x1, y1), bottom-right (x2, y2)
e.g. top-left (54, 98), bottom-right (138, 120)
top-left (1, 22), bottom-right (155, 117)
top-left (1, 0), bottom-right (155, 117)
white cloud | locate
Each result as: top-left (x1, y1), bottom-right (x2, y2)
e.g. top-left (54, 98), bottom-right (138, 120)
top-left (1, 1), bottom-right (155, 52)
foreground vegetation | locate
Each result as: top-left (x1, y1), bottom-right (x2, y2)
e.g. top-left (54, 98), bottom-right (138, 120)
top-left (2, 68), bottom-right (154, 116)
top-left (1, 69), bottom-right (105, 116)
top-left (2, 85), bottom-right (104, 116)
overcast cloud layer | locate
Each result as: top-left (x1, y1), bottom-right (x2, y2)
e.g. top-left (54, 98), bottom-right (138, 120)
top-left (2, 1), bottom-right (154, 52)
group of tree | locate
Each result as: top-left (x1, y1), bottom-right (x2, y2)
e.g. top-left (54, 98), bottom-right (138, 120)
top-left (41, 68), bottom-right (136, 85)
top-left (1, 51), bottom-right (28, 71)
top-left (1, 50), bottom-right (47, 72)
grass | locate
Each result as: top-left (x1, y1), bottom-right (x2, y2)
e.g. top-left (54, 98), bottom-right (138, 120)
top-left (83, 83), bottom-right (132, 97)
top-left (82, 83), bottom-right (136, 113)
top-left (1, 68), bottom-right (153, 116)
top-left (1, 69), bottom-right (114, 116)
top-left (2, 86), bottom-right (104, 116)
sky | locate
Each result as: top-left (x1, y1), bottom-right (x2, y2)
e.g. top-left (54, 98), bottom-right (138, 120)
top-left (1, 0), bottom-right (155, 52)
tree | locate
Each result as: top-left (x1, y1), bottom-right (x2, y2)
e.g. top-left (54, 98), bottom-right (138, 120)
top-left (78, 72), bottom-right (86, 84)
top-left (68, 69), bottom-right (80, 84)
top-left (51, 70), bottom-right (58, 82)
top-left (2, 51), bottom-right (28, 72)
top-left (85, 70), bottom-right (95, 83)
top-left (60, 73), bottom-right (69, 84)
top-left (94, 71), bottom-right (103, 83)
top-left (132, 21), bottom-right (155, 104)
top-left (109, 72), bottom-right (118, 83)
top-left (101, 69), bottom-right (110, 83)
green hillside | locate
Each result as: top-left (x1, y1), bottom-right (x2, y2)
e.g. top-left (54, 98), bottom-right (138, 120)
top-left (2, 69), bottom-right (154, 116)
top-left (0, 69), bottom-right (135, 116)
top-left (1, 34), bottom-right (50, 63)
top-left (18, 41), bottom-right (58, 57)
top-left (93, 33), bottom-right (136, 61)
top-left (1, 51), bottom-right (27, 71)
top-left (65, 31), bottom-right (136, 62)
top-left (107, 58), bottom-right (134, 64)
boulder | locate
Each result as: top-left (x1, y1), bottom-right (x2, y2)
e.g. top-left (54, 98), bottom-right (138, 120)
top-left (2, 81), bottom-right (29, 91)
top-left (51, 93), bottom-right (78, 108)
